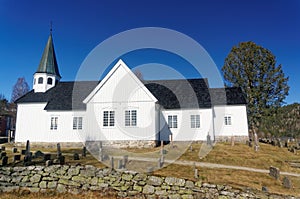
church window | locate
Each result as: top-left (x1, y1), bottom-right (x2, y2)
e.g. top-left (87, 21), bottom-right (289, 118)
top-left (168, 115), bottom-right (178, 128)
top-left (125, 110), bottom-right (137, 126)
top-left (73, 117), bottom-right (83, 130)
top-left (224, 116), bottom-right (232, 125)
top-left (38, 77), bottom-right (43, 84)
top-left (191, 114), bottom-right (200, 128)
top-left (103, 111), bottom-right (115, 127)
top-left (47, 78), bottom-right (53, 85)
top-left (50, 117), bottom-right (58, 130)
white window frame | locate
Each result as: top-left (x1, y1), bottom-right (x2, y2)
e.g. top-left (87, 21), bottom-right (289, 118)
top-left (50, 116), bottom-right (58, 130)
top-left (168, 115), bottom-right (178, 128)
top-left (125, 110), bottom-right (137, 127)
top-left (103, 110), bottom-right (115, 127)
top-left (191, 114), bottom-right (200, 128)
top-left (73, 116), bottom-right (83, 130)
top-left (224, 115), bottom-right (232, 126)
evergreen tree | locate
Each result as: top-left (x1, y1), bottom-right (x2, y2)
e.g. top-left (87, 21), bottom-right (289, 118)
top-left (222, 41), bottom-right (289, 134)
top-left (11, 77), bottom-right (30, 102)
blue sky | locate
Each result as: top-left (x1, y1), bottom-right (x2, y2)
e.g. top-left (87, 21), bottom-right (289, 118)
top-left (0, 0), bottom-right (299, 104)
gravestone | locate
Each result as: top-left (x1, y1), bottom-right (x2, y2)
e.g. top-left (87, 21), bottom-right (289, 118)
top-left (21, 149), bottom-right (26, 155)
top-left (82, 146), bottom-right (86, 157)
top-left (207, 135), bottom-right (212, 146)
top-left (24, 140), bottom-right (32, 165)
top-left (192, 162), bottom-right (198, 178)
top-left (123, 155), bottom-right (128, 168)
top-left (34, 150), bottom-right (44, 158)
top-left (45, 160), bottom-right (53, 167)
top-left (169, 134), bottom-right (173, 148)
top-left (117, 159), bottom-right (123, 169)
top-left (12, 147), bottom-right (17, 153)
top-left (248, 141), bottom-right (253, 147)
top-left (74, 153), bottom-right (80, 160)
top-left (43, 154), bottom-right (51, 161)
top-left (282, 176), bottom-right (292, 189)
top-left (189, 145), bottom-right (193, 152)
top-left (57, 143), bottom-right (62, 158)
top-left (0, 152), bottom-right (7, 159)
top-left (194, 168), bottom-right (199, 179)
top-left (1, 156), bottom-right (8, 166)
top-left (160, 141), bottom-right (164, 155)
top-left (157, 157), bottom-right (162, 168)
top-left (110, 157), bottom-right (114, 169)
top-left (231, 136), bottom-right (235, 146)
top-left (13, 154), bottom-right (21, 162)
top-left (59, 155), bottom-right (65, 165)
top-left (269, 166), bottom-right (280, 180)
top-left (262, 186), bottom-right (268, 192)
top-left (99, 148), bottom-right (103, 161)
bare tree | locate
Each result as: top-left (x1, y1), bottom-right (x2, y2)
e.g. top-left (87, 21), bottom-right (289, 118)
top-left (11, 77), bottom-right (30, 102)
top-left (133, 68), bottom-right (144, 81)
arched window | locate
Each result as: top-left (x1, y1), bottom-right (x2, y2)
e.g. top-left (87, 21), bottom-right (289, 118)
top-left (34, 78), bottom-right (36, 85)
top-left (38, 77), bottom-right (43, 84)
top-left (47, 78), bottom-right (53, 85)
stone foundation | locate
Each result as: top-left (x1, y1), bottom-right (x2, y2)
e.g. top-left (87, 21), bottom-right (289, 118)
top-left (14, 137), bottom-right (249, 149)
top-left (215, 136), bottom-right (249, 143)
top-left (14, 140), bottom-right (157, 149)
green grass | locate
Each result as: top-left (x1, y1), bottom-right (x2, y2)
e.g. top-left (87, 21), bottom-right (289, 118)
top-left (1, 141), bottom-right (300, 196)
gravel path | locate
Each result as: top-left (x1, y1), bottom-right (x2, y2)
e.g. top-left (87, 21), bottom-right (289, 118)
top-left (114, 155), bottom-right (300, 177)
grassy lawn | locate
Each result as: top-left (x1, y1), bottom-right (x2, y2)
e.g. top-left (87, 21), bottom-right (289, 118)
top-left (180, 142), bottom-right (300, 174)
top-left (1, 141), bottom-right (300, 196)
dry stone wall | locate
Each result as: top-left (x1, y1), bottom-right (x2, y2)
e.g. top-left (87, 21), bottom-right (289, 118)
top-left (0, 165), bottom-right (297, 198)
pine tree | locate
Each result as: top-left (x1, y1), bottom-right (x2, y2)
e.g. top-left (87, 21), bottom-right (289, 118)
top-left (222, 41), bottom-right (289, 134)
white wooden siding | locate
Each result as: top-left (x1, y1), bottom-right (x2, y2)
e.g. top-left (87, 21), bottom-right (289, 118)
top-left (15, 103), bottom-right (85, 142)
top-left (85, 102), bottom-right (156, 141)
top-left (212, 105), bottom-right (248, 137)
top-left (160, 108), bottom-right (213, 141)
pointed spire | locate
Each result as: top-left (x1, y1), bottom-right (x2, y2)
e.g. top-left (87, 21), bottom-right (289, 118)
top-left (36, 26), bottom-right (61, 78)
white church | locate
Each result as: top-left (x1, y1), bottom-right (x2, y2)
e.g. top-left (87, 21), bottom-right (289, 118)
top-left (15, 32), bottom-right (249, 147)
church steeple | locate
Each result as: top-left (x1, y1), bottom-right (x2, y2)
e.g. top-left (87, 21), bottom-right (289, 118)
top-left (33, 28), bottom-right (61, 93)
top-left (36, 32), bottom-right (61, 78)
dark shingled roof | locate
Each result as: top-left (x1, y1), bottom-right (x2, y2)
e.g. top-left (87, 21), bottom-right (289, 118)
top-left (15, 81), bottom-right (99, 110)
top-left (144, 79), bottom-right (247, 109)
top-left (16, 79), bottom-right (246, 110)
top-left (144, 79), bottom-right (211, 108)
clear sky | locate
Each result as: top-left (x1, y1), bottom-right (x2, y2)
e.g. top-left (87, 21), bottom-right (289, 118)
top-left (0, 0), bottom-right (299, 104)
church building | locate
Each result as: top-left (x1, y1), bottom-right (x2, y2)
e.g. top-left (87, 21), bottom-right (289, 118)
top-left (15, 32), bottom-right (249, 147)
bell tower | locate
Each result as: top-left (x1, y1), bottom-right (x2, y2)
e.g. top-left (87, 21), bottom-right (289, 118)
top-left (33, 27), bottom-right (61, 93)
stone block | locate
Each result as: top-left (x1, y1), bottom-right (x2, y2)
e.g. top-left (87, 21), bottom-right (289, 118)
top-left (73, 153), bottom-right (80, 160)
top-left (282, 176), bottom-right (292, 189)
top-left (1, 156), bottom-right (8, 166)
top-left (12, 147), bottom-right (17, 153)
top-left (147, 176), bottom-right (163, 186)
top-left (269, 166), bottom-right (280, 180)
top-left (13, 154), bottom-right (21, 162)
top-left (143, 184), bottom-right (155, 194)
top-left (0, 152), bottom-right (7, 159)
